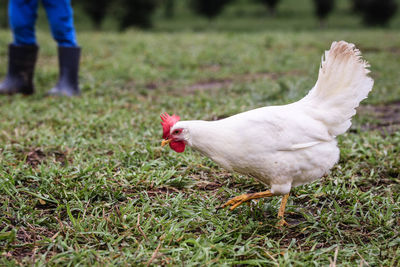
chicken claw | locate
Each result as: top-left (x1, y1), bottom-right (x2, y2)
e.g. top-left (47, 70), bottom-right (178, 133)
top-left (220, 191), bottom-right (274, 211)
top-left (277, 219), bottom-right (289, 228)
top-left (220, 192), bottom-right (291, 227)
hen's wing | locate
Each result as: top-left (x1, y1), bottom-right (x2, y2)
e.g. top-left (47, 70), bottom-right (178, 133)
top-left (224, 103), bottom-right (333, 152)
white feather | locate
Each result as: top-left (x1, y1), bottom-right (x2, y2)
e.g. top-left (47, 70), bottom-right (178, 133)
top-left (171, 41), bottom-right (373, 195)
top-left (301, 41), bottom-right (374, 136)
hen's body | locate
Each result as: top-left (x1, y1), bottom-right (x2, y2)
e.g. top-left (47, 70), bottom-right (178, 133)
top-left (163, 41), bottom-right (373, 223)
top-left (177, 103), bottom-right (339, 195)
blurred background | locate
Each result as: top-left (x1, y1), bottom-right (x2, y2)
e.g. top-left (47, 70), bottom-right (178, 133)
top-left (0, 0), bottom-right (399, 32)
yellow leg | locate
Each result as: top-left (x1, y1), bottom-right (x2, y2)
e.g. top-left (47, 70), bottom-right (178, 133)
top-left (220, 191), bottom-right (274, 210)
top-left (277, 193), bottom-right (290, 227)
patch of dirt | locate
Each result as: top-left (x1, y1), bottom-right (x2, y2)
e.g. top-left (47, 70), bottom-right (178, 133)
top-left (25, 149), bottom-right (46, 167)
top-left (357, 176), bottom-right (400, 192)
top-left (145, 186), bottom-right (181, 197)
top-left (0, 222), bottom-right (58, 261)
top-left (25, 148), bottom-right (70, 167)
top-left (388, 47), bottom-right (400, 54)
top-left (357, 101), bottom-right (400, 135)
top-left (105, 150), bottom-right (114, 156)
top-left (183, 70), bottom-right (304, 94)
top-left (358, 45), bottom-right (400, 55)
top-left (199, 64), bottom-right (221, 72)
top-left (145, 82), bottom-right (158, 90)
top-left (123, 70), bottom-right (304, 96)
top-left (195, 181), bottom-right (223, 191)
top-left (185, 79), bottom-right (233, 92)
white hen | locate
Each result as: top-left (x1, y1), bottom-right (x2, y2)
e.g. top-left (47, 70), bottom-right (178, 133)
top-left (161, 41), bottom-right (373, 225)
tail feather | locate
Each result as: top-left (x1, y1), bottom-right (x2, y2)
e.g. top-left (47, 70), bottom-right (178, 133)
top-left (302, 41), bottom-right (374, 136)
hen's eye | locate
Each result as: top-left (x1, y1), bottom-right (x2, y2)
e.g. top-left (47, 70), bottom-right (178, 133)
top-left (173, 130), bottom-right (180, 134)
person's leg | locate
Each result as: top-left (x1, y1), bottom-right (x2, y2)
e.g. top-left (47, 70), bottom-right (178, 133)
top-left (42, 0), bottom-right (77, 47)
top-left (9, 0), bottom-right (39, 45)
top-left (0, 0), bottom-right (39, 95)
top-left (42, 0), bottom-right (80, 96)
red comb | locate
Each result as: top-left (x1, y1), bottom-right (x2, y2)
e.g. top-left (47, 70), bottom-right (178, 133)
top-left (160, 112), bottom-right (180, 139)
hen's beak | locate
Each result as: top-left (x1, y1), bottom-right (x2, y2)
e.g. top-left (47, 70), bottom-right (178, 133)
top-left (161, 139), bottom-right (171, 147)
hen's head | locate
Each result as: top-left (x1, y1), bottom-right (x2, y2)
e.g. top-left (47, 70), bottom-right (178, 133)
top-left (160, 112), bottom-right (186, 153)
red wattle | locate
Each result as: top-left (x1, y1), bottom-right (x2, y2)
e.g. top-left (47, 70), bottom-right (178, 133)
top-left (170, 141), bottom-right (185, 153)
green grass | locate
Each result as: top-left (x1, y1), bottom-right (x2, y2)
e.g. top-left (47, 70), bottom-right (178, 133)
top-left (0, 25), bottom-right (400, 267)
top-left (150, 0), bottom-right (400, 32)
top-left (26, 0), bottom-right (400, 32)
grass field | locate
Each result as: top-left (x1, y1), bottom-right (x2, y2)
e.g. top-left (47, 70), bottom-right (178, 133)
top-left (24, 0), bottom-right (400, 32)
top-left (1, 3), bottom-right (400, 265)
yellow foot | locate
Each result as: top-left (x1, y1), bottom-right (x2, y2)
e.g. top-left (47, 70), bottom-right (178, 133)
top-left (277, 218), bottom-right (289, 228)
top-left (219, 191), bottom-right (273, 211)
top-left (220, 193), bottom-right (254, 210)
top-left (276, 193), bottom-right (290, 228)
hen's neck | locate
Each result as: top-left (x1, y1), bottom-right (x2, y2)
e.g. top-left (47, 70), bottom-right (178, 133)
top-left (181, 120), bottom-right (236, 157)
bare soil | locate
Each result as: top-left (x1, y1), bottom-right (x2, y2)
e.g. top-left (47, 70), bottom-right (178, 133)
top-left (358, 101), bottom-right (400, 135)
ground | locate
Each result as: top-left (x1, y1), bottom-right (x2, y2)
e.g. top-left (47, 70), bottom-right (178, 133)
top-left (0, 13), bottom-right (400, 267)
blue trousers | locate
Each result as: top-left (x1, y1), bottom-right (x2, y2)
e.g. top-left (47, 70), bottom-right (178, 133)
top-left (9, 0), bottom-right (78, 47)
